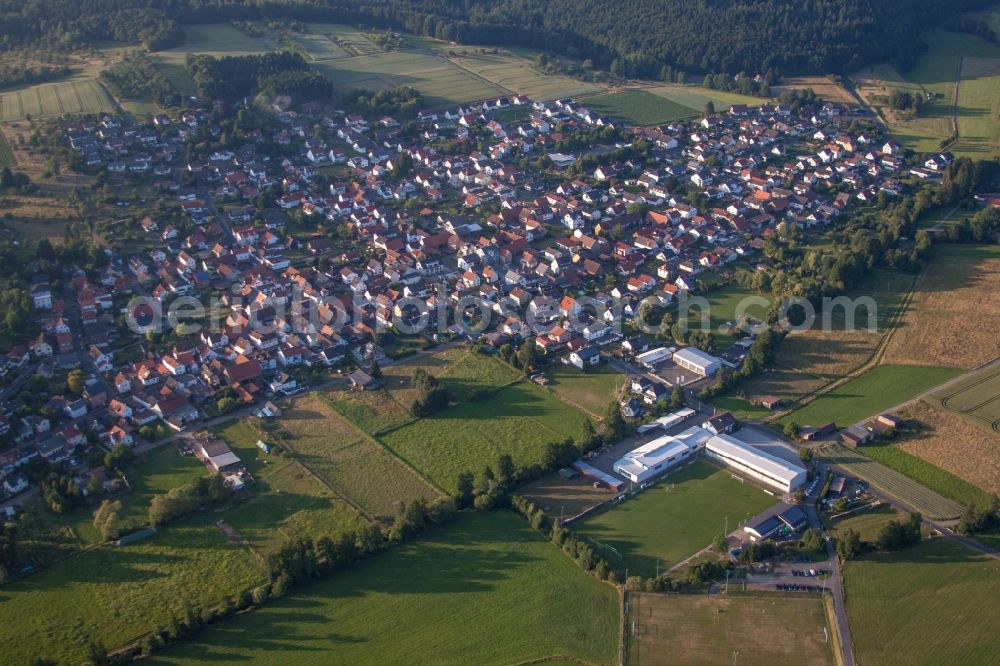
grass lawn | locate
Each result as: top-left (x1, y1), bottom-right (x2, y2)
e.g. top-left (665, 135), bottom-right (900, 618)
top-left (708, 394), bottom-right (774, 421)
top-left (64, 443), bottom-right (208, 542)
top-left (0, 516), bottom-right (267, 665)
top-left (629, 592), bottom-right (834, 666)
top-left (574, 460), bottom-right (777, 577)
top-left (378, 380), bottom-right (592, 493)
top-left (683, 283), bottom-right (774, 346)
top-left (580, 89), bottom-right (698, 125)
top-left (147, 511), bottom-right (620, 666)
top-left (781, 364), bottom-right (961, 428)
top-left (546, 363), bottom-right (626, 416)
top-left (824, 503), bottom-right (903, 542)
top-left (844, 538), bottom-right (1000, 665)
top-left (220, 459), bottom-right (369, 553)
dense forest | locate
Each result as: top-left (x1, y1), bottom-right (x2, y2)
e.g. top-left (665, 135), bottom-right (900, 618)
top-left (186, 52), bottom-right (332, 102)
top-left (0, 0), bottom-right (993, 76)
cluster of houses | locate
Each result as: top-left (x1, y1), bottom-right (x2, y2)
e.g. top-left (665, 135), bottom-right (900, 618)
top-left (0, 87), bottom-right (928, 499)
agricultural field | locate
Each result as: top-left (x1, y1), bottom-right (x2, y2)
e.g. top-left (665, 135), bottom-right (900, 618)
top-left (928, 363), bottom-right (1000, 434)
top-left (884, 244), bottom-right (1000, 369)
top-left (780, 364), bottom-right (961, 428)
top-left (772, 75), bottom-right (857, 105)
top-left (378, 379), bottom-right (592, 493)
top-left (0, 78), bottom-right (115, 121)
top-left (644, 84), bottom-right (765, 113)
top-left (573, 460), bottom-right (777, 577)
top-left (745, 268), bottom-right (915, 404)
top-left (844, 538), bottom-right (1000, 666)
top-left (815, 443), bottom-right (965, 520)
top-left (147, 511), bottom-right (620, 666)
top-left (286, 31), bottom-right (351, 61)
top-left (255, 393), bottom-right (442, 516)
top-left (908, 390), bottom-right (1000, 494)
top-left (0, 517), bottom-right (267, 665)
top-left (151, 23), bottom-right (276, 87)
top-left (860, 439), bottom-right (992, 509)
top-left (576, 89), bottom-right (697, 125)
top-left (313, 49), bottom-right (507, 108)
top-left (628, 592), bottom-right (834, 666)
top-left (853, 28), bottom-right (1000, 157)
top-left (545, 363), bottom-right (626, 417)
top-left (449, 50), bottom-right (603, 101)
top-left (309, 24), bottom-right (382, 57)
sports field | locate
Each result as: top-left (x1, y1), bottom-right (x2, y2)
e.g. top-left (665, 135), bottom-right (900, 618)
top-left (146, 511), bottom-right (620, 666)
top-left (628, 592), bottom-right (834, 666)
top-left (0, 78), bottom-right (116, 121)
top-left (816, 444), bottom-right (965, 520)
top-left (576, 89), bottom-right (697, 125)
top-left (780, 364), bottom-right (961, 428)
top-left (884, 244), bottom-right (1000, 369)
top-left (844, 538), bottom-right (1000, 666)
top-left (574, 460), bottom-right (777, 577)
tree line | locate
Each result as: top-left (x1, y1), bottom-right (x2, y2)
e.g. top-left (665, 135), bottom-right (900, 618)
top-left (0, 0), bottom-right (992, 77)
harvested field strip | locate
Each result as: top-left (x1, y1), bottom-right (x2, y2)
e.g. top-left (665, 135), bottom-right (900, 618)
top-left (816, 443), bottom-right (965, 519)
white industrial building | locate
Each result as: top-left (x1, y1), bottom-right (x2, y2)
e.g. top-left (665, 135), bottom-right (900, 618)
top-left (672, 346), bottom-right (724, 377)
top-left (612, 426), bottom-right (807, 492)
top-left (704, 433), bottom-right (807, 492)
top-left (635, 346), bottom-right (674, 369)
top-left (613, 425), bottom-right (711, 483)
